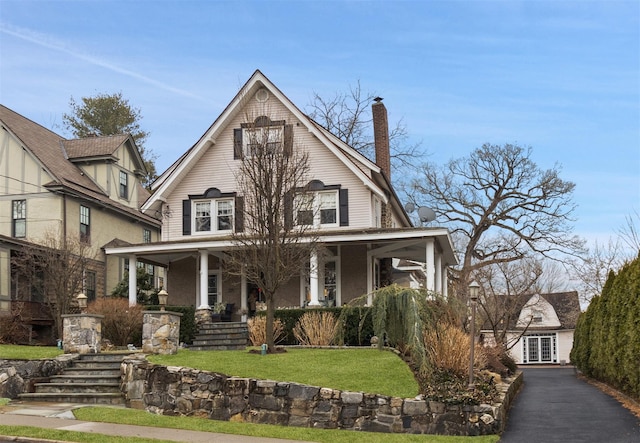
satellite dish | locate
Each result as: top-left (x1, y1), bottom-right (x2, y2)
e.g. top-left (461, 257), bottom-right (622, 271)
top-left (417, 207), bottom-right (436, 223)
top-left (404, 202), bottom-right (415, 213)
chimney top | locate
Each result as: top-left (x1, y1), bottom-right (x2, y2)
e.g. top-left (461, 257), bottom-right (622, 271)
top-left (373, 97), bottom-right (384, 103)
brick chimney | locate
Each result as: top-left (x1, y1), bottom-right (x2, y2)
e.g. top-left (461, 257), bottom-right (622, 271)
top-left (372, 97), bottom-right (391, 180)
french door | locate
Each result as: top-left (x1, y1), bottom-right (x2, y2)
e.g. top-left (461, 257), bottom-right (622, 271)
top-left (522, 333), bottom-right (557, 363)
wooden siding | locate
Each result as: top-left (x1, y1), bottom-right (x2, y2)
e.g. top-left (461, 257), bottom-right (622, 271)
top-left (162, 94), bottom-right (377, 241)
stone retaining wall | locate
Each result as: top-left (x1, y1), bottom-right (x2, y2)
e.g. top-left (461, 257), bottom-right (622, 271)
top-left (0, 355), bottom-right (76, 399)
top-left (121, 356), bottom-right (523, 436)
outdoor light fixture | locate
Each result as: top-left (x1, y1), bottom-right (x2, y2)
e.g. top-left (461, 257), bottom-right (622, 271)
top-left (468, 280), bottom-right (480, 390)
top-left (158, 289), bottom-right (168, 311)
top-left (76, 293), bottom-right (87, 312)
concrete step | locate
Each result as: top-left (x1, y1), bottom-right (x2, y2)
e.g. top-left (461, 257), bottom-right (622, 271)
top-left (19, 392), bottom-right (125, 405)
top-left (188, 344), bottom-right (247, 351)
top-left (63, 368), bottom-right (121, 377)
top-left (34, 382), bottom-right (120, 394)
top-left (71, 361), bottom-right (122, 370)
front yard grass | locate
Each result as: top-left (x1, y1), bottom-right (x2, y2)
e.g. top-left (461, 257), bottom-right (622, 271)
top-left (148, 347), bottom-right (418, 398)
top-left (0, 344), bottom-right (62, 359)
top-left (74, 406), bottom-right (499, 443)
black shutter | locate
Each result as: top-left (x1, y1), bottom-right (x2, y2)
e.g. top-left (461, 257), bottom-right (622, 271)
top-left (235, 196), bottom-right (244, 233)
top-left (284, 190), bottom-right (293, 230)
top-left (339, 189), bottom-right (349, 226)
top-left (283, 124), bottom-right (293, 156)
top-left (182, 199), bottom-right (191, 235)
top-left (234, 128), bottom-right (243, 159)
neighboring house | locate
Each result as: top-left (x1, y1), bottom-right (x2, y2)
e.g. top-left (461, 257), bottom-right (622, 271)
top-left (0, 105), bottom-right (162, 341)
top-left (482, 291), bottom-right (581, 365)
top-left (105, 70), bottom-right (457, 319)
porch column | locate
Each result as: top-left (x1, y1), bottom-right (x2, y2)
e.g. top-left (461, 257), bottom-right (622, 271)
top-left (128, 254), bottom-right (137, 306)
top-left (240, 270), bottom-right (247, 322)
top-left (198, 250), bottom-right (209, 309)
top-left (425, 238), bottom-right (435, 292)
top-left (308, 250), bottom-right (320, 306)
top-left (435, 254), bottom-right (442, 295)
top-left (441, 261), bottom-right (448, 298)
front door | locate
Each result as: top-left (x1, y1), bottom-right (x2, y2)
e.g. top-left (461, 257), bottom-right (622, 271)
top-left (522, 333), bottom-right (557, 363)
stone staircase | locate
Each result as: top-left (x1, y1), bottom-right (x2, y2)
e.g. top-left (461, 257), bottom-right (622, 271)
top-left (189, 321), bottom-right (249, 351)
top-left (19, 353), bottom-right (127, 405)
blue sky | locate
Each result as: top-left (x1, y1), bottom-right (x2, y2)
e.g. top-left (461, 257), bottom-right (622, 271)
top-left (1, 0), bottom-right (638, 251)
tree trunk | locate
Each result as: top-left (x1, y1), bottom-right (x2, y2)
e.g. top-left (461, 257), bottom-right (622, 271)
top-left (265, 293), bottom-right (276, 352)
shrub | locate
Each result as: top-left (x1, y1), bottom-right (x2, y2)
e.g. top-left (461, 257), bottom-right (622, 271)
top-left (293, 311), bottom-right (340, 346)
top-left (248, 315), bottom-right (285, 346)
top-left (0, 303), bottom-right (32, 345)
top-left (423, 321), bottom-right (487, 378)
top-left (87, 297), bottom-right (143, 346)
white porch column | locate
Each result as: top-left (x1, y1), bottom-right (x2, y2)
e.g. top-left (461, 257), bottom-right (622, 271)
top-left (128, 254), bottom-right (137, 306)
top-left (308, 250), bottom-right (320, 306)
top-left (435, 254), bottom-right (442, 295)
top-left (240, 270), bottom-right (247, 322)
top-left (442, 262), bottom-right (448, 298)
top-left (425, 238), bottom-right (435, 292)
top-left (198, 250), bottom-right (209, 309)
top-left (366, 248), bottom-right (373, 306)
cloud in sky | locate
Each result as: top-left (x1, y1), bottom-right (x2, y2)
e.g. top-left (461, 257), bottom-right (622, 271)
top-left (0, 22), bottom-right (205, 102)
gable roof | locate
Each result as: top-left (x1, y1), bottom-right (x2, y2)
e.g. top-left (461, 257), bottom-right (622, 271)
top-left (540, 291), bottom-right (580, 329)
top-left (0, 104), bottom-right (158, 227)
top-left (145, 70), bottom-right (410, 225)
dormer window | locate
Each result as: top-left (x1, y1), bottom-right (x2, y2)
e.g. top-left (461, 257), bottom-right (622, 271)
top-left (532, 311), bottom-right (543, 323)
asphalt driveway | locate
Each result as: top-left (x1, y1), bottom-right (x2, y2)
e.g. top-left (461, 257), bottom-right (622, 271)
top-left (500, 367), bottom-right (639, 443)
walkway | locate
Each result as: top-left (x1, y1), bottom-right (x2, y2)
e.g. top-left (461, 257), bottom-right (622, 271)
top-left (500, 367), bottom-right (639, 443)
top-left (0, 400), bottom-right (313, 443)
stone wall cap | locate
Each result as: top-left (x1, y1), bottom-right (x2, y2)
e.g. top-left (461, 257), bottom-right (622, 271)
top-left (61, 313), bottom-right (105, 319)
top-left (142, 310), bottom-right (184, 317)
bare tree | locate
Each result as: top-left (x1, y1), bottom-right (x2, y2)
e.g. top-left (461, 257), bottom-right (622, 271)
top-left (307, 81), bottom-right (425, 174)
top-left (619, 209), bottom-right (640, 253)
top-left (225, 111), bottom-right (320, 351)
top-left (410, 143), bottom-right (585, 307)
top-left (12, 232), bottom-right (98, 339)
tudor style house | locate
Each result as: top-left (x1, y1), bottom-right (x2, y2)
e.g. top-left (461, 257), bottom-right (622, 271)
top-left (482, 291), bottom-right (581, 365)
top-left (0, 105), bottom-right (162, 341)
top-left (105, 70), bottom-right (457, 319)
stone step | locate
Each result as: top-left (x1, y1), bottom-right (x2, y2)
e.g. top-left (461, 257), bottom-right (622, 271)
top-left (188, 344), bottom-right (247, 351)
top-left (193, 331), bottom-right (248, 340)
top-left (63, 368), bottom-right (121, 377)
top-left (18, 392), bottom-right (125, 405)
top-left (76, 353), bottom-right (133, 362)
top-left (50, 374), bottom-right (120, 384)
top-left (34, 382), bottom-right (120, 394)
top-left (72, 361), bottom-right (122, 370)
top-left (192, 336), bottom-right (248, 345)
top-left (198, 321), bottom-right (248, 331)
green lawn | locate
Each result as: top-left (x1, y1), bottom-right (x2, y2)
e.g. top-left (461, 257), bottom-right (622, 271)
top-left (149, 347), bottom-right (418, 398)
top-left (0, 344), bottom-right (63, 359)
top-left (74, 406), bottom-right (499, 443)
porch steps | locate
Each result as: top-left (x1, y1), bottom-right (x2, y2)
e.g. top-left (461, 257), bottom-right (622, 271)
top-left (189, 321), bottom-right (248, 351)
top-left (18, 353), bottom-right (127, 405)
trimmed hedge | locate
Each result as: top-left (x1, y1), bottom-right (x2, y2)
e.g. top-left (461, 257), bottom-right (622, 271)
top-left (256, 307), bottom-right (374, 346)
top-left (571, 254), bottom-right (640, 400)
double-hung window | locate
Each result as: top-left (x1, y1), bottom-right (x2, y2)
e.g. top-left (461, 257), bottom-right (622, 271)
top-left (244, 126), bottom-right (282, 157)
top-left (295, 191), bottom-right (338, 228)
top-left (80, 205), bottom-right (91, 243)
top-left (194, 199), bottom-right (234, 233)
top-left (119, 171), bottom-right (128, 199)
top-left (12, 200), bottom-right (26, 238)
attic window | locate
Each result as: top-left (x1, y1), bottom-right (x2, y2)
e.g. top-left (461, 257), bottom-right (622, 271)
top-left (234, 116), bottom-right (292, 159)
top-left (532, 311), bottom-right (543, 323)
top-left (119, 171), bottom-right (128, 199)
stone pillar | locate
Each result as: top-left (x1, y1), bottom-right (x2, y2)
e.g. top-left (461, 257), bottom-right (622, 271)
top-left (62, 314), bottom-right (104, 354)
top-left (142, 310), bottom-right (183, 355)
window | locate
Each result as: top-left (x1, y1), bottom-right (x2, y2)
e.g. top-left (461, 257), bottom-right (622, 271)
top-left (244, 126), bottom-right (282, 157)
top-left (119, 171), bottom-right (128, 199)
top-left (295, 191), bottom-right (338, 227)
top-left (194, 199), bottom-right (234, 233)
top-left (85, 271), bottom-right (96, 301)
top-left (143, 228), bottom-right (151, 243)
top-left (80, 205), bottom-right (90, 243)
top-left (12, 200), bottom-right (26, 238)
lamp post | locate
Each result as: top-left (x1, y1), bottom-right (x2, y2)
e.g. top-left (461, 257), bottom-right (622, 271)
top-left (158, 289), bottom-right (168, 311)
top-left (76, 293), bottom-right (87, 313)
top-left (468, 280), bottom-right (480, 390)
